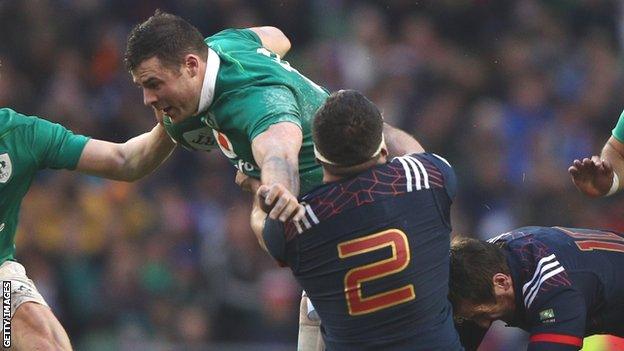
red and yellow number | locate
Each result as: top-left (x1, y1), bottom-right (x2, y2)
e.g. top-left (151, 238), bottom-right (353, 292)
top-left (337, 229), bottom-right (415, 316)
top-left (556, 227), bottom-right (624, 253)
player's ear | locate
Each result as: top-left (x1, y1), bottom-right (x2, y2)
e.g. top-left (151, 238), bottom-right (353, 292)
top-left (492, 273), bottom-right (512, 293)
top-left (378, 139), bottom-right (388, 160)
top-left (184, 54), bottom-right (201, 77)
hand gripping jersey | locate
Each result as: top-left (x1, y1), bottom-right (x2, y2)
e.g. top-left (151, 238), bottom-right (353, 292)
top-left (263, 153), bottom-right (463, 351)
top-left (463, 227), bottom-right (624, 351)
top-left (163, 28), bottom-right (328, 194)
top-left (0, 108), bottom-right (89, 263)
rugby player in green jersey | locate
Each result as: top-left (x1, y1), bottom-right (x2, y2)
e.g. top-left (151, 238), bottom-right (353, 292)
top-left (125, 11), bottom-right (424, 350)
top-left (569, 110), bottom-right (624, 197)
top-left (0, 108), bottom-right (174, 350)
top-left (126, 11), bottom-right (421, 219)
top-left (125, 10), bottom-right (324, 223)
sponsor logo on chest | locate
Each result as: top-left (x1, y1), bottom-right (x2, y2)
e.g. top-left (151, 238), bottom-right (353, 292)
top-left (182, 126), bottom-right (218, 151)
top-left (0, 154), bottom-right (11, 184)
top-left (211, 131), bottom-right (258, 173)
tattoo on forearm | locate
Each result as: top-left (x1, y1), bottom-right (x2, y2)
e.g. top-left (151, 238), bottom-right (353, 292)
top-left (263, 156), bottom-right (299, 193)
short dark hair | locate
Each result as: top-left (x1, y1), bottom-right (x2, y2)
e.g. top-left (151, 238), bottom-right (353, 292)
top-left (125, 10), bottom-right (208, 72)
top-left (449, 237), bottom-right (510, 308)
top-left (313, 90), bottom-right (384, 167)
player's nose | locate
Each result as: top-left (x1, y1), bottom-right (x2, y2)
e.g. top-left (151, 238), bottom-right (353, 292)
top-left (143, 89), bottom-right (158, 107)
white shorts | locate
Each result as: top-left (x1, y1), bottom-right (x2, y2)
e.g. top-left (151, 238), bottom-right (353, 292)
top-left (0, 261), bottom-right (48, 318)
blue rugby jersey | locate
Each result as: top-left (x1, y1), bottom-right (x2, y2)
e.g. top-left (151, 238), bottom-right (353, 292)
top-left (461, 226), bottom-right (624, 351)
top-left (263, 153), bottom-right (463, 351)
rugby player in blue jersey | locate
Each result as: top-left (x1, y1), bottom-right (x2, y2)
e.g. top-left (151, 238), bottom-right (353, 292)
top-left (451, 226), bottom-right (624, 350)
top-left (252, 90), bottom-right (463, 351)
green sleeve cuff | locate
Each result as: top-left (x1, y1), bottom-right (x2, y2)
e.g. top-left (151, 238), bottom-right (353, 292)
top-left (65, 135), bottom-right (90, 170)
top-left (248, 114), bottom-right (301, 141)
top-left (612, 111), bottom-right (624, 142)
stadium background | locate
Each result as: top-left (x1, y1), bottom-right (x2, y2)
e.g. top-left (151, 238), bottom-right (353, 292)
top-left (2, 0), bottom-right (624, 350)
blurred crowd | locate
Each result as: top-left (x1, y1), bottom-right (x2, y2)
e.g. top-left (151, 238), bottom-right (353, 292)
top-left (1, 0), bottom-right (624, 350)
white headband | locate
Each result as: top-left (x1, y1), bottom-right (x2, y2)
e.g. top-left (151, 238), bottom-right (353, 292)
top-left (314, 135), bottom-right (385, 166)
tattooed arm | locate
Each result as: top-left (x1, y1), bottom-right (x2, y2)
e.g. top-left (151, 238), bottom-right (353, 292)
top-left (252, 122), bottom-right (305, 222)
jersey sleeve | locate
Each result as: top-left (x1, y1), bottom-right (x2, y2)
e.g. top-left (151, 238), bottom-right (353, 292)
top-left (612, 110), bottom-right (624, 142)
top-left (525, 285), bottom-right (586, 350)
top-left (26, 114), bottom-right (89, 170)
top-left (206, 28), bottom-right (262, 52)
top-left (262, 218), bottom-right (288, 264)
top-left (228, 86), bottom-right (302, 141)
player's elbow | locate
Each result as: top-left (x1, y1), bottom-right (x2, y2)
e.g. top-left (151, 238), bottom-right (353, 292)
top-left (118, 171), bottom-right (142, 183)
top-left (276, 30), bottom-right (292, 56)
top-left (117, 161), bottom-right (151, 182)
top-left (252, 26), bottom-right (291, 57)
top-left (113, 145), bottom-right (145, 182)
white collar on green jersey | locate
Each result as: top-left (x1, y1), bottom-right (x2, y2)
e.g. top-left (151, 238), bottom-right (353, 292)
top-left (196, 47), bottom-right (220, 115)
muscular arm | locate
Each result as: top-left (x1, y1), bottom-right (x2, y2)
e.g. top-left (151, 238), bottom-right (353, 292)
top-left (249, 26), bottom-right (291, 57)
top-left (252, 122), bottom-right (305, 221)
top-left (76, 124), bottom-right (175, 181)
top-left (252, 122), bottom-right (302, 195)
top-left (601, 136), bottom-right (624, 186)
top-left (383, 122), bottom-right (425, 158)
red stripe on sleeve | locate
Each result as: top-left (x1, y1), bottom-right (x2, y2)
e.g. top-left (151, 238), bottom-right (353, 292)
top-left (530, 333), bottom-right (583, 347)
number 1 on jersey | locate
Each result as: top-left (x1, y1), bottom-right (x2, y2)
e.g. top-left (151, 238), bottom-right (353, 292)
top-left (556, 227), bottom-right (624, 253)
top-left (338, 229), bottom-right (415, 316)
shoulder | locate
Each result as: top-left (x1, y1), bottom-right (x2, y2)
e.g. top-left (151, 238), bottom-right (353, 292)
top-left (0, 108), bottom-right (42, 136)
top-left (391, 152), bottom-right (456, 197)
top-left (499, 231), bottom-right (572, 312)
top-left (0, 108), bottom-right (33, 125)
top-left (207, 28), bottom-right (261, 51)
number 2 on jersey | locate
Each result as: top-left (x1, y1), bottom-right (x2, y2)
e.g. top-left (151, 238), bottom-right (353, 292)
top-left (337, 229), bottom-right (415, 316)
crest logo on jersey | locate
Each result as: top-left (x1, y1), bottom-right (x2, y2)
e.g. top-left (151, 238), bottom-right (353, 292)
top-left (539, 308), bottom-right (555, 323)
top-left (182, 127), bottom-right (218, 151)
top-left (0, 154), bottom-right (11, 183)
top-left (213, 130), bottom-right (237, 159)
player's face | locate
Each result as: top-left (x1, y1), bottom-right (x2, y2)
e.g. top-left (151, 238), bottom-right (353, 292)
top-left (455, 298), bottom-right (515, 329)
top-left (454, 273), bottom-right (516, 329)
top-left (132, 56), bottom-right (201, 123)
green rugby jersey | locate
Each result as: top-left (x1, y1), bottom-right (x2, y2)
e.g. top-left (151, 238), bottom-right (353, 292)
top-left (0, 108), bottom-right (89, 263)
top-left (164, 28), bottom-right (328, 194)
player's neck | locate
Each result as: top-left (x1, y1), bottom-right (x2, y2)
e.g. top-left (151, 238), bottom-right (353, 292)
top-left (194, 57), bottom-right (210, 115)
top-left (323, 171), bottom-right (346, 183)
top-left (322, 156), bottom-right (387, 183)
